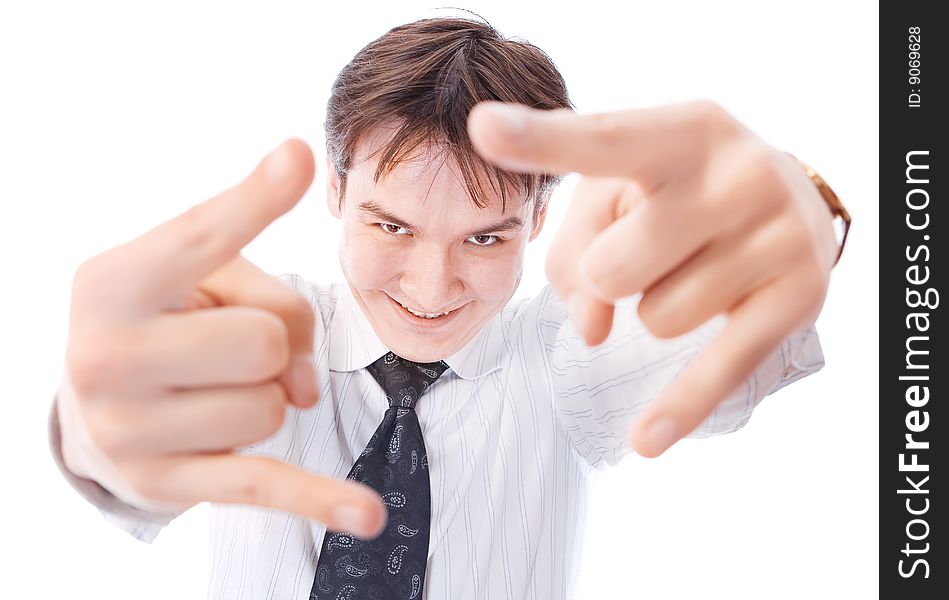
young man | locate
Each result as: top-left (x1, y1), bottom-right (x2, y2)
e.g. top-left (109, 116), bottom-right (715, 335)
top-left (50, 17), bottom-right (840, 600)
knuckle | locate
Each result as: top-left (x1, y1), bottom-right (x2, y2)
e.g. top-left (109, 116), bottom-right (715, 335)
top-left (687, 99), bottom-right (740, 141)
top-left (176, 204), bottom-right (213, 249)
top-left (65, 336), bottom-right (120, 396)
top-left (119, 459), bottom-right (198, 512)
top-left (588, 112), bottom-right (627, 146)
top-left (248, 311), bottom-right (291, 376)
top-left (71, 258), bottom-right (100, 291)
top-left (235, 467), bottom-right (271, 506)
top-left (688, 98), bottom-right (727, 126)
top-left (258, 383), bottom-right (289, 436)
top-left (744, 145), bottom-right (786, 200)
top-left (71, 254), bottom-right (116, 301)
top-left (175, 204), bottom-right (227, 263)
top-left (122, 467), bottom-right (167, 504)
top-left (83, 408), bottom-right (129, 457)
top-left (277, 292), bottom-right (317, 337)
top-left (704, 143), bottom-right (786, 227)
top-left (637, 295), bottom-right (678, 339)
top-left (64, 347), bottom-right (101, 397)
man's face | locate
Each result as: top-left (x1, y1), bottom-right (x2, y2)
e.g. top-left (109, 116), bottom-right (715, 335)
top-left (327, 131), bottom-right (549, 363)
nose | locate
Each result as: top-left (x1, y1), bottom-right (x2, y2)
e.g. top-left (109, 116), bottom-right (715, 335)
top-left (400, 242), bottom-right (463, 312)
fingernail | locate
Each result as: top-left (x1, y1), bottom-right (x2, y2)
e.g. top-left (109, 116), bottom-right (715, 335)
top-left (290, 353), bottom-right (319, 406)
top-left (332, 504), bottom-right (372, 536)
top-left (485, 103), bottom-right (527, 135)
top-left (645, 417), bottom-right (679, 456)
top-left (266, 142), bottom-right (292, 184)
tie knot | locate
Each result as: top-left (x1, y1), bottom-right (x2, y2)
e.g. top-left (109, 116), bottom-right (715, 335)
top-left (366, 351), bottom-right (449, 409)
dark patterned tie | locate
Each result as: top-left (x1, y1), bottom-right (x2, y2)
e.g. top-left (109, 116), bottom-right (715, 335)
top-left (310, 351), bottom-right (449, 600)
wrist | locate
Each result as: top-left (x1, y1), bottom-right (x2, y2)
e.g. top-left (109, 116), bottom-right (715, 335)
top-left (785, 152), bottom-right (851, 267)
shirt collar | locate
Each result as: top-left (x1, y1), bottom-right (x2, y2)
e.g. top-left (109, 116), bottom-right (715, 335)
top-left (327, 282), bottom-right (505, 380)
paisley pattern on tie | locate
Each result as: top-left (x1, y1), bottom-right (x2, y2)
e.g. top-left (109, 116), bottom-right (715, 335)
top-left (310, 351), bottom-right (448, 600)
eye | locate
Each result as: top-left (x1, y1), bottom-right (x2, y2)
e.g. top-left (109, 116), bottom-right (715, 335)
top-left (378, 223), bottom-right (409, 236)
top-left (467, 234), bottom-right (500, 247)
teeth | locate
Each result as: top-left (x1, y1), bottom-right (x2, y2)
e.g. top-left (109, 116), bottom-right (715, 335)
top-left (408, 308), bottom-right (448, 319)
top-left (401, 303), bottom-right (450, 319)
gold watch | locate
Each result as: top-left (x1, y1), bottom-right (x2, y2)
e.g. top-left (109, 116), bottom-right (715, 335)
top-left (786, 152), bottom-right (851, 267)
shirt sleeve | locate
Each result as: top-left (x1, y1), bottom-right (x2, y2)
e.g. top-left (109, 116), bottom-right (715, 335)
top-left (536, 285), bottom-right (826, 471)
top-left (48, 396), bottom-right (184, 543)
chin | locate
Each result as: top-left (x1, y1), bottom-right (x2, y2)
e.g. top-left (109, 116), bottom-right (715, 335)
top-left (388, 344), bottom-right (451, 363)
top-left (379, 328), bottom-right (465, 363)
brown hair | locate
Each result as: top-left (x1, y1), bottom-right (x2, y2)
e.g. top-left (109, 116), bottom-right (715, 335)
top-left (325, 16), bottom-right (573, 222)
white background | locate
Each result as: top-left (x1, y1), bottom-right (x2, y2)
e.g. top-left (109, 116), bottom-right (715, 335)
top-left (0, 1), bottom-right (878, 598)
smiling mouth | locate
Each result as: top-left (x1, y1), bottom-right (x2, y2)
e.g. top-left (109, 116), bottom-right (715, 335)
top-left (398, 300), bottom-right (456, 319)
top-left (386, 294), bottom-right (460, 320)
top-left (403, 306), bottom-right (452, 319)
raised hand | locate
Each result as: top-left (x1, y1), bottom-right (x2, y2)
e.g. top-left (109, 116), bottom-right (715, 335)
top-left (56, 139), bottom-right (386, 538)
top-left (469, 100), bottom-right (837, 458)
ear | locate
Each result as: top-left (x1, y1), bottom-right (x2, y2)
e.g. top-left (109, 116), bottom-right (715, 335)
top-left (326, 155), bottom-right (342, 219)
top-left (528, 192), bottom-right (551, 241)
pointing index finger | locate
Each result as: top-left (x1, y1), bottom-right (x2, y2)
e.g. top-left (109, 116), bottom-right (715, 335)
top-left (468, 100), bottom-right (722, 191)
top-left (115, 139), bottom-right (315, 311)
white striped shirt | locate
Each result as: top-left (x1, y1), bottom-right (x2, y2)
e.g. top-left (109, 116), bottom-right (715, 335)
top-left (49, 272), bottom-right (825, 599)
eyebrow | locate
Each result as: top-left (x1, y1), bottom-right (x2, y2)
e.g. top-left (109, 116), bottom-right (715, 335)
top-left (357, 200), bottom-right (525, 237)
